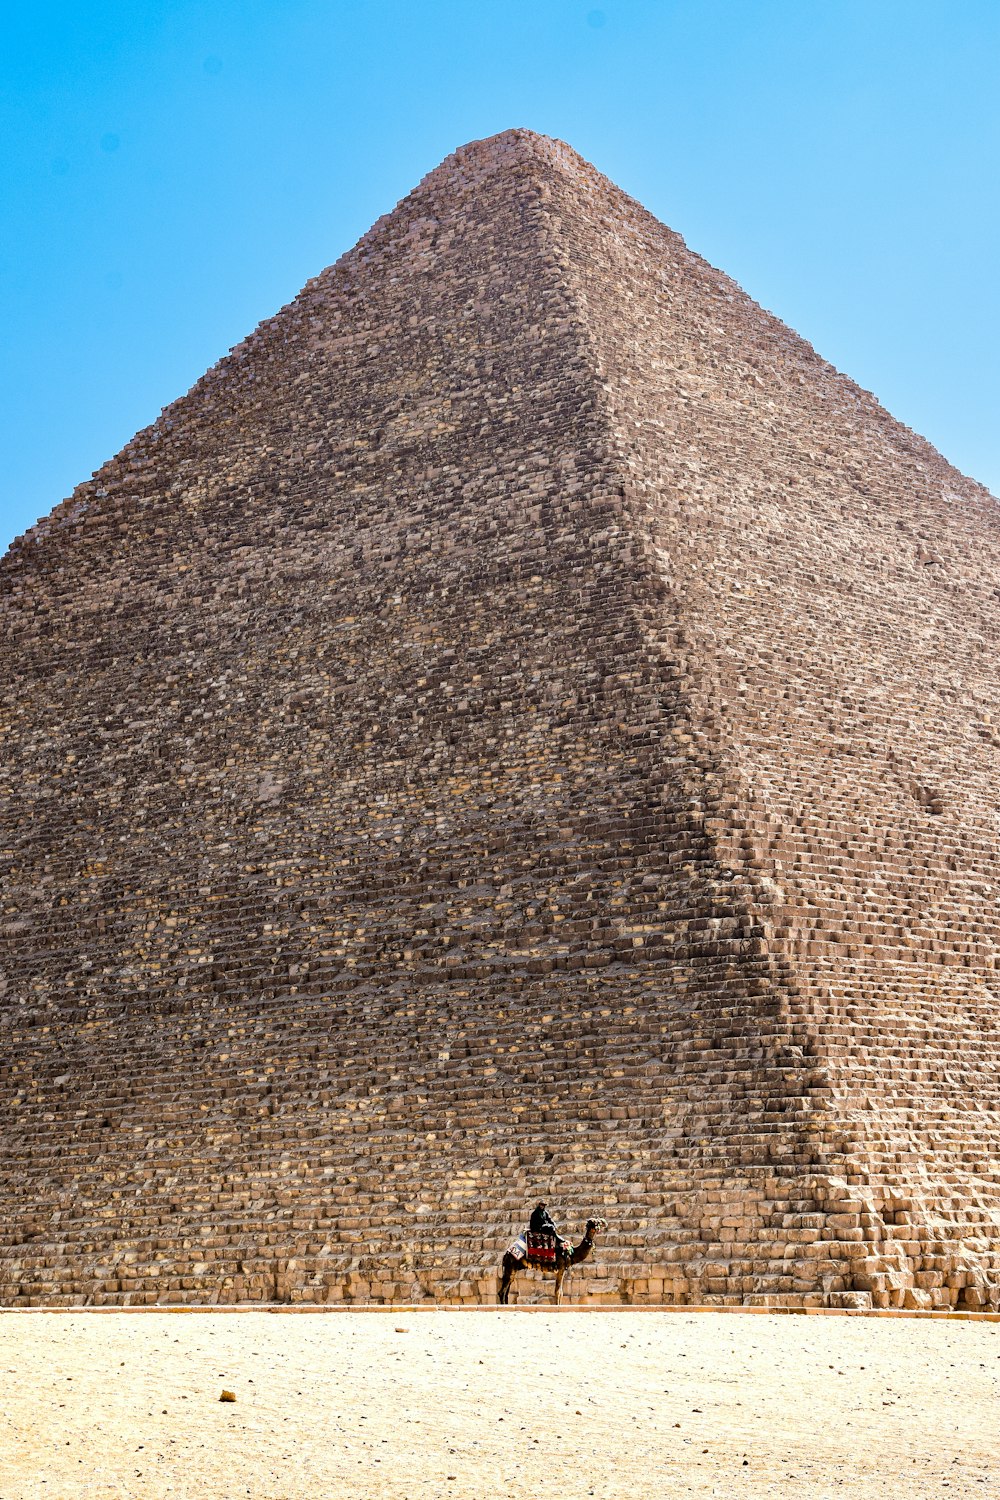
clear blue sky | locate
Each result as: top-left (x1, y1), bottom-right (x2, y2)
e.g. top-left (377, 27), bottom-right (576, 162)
top-left (3, 0), bottom-right (998, 554)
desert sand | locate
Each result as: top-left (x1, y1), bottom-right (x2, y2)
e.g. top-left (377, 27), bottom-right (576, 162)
top-left (0, 1309), bottom-right (997, 1498)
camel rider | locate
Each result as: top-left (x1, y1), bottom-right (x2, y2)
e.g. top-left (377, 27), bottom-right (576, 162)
top-left (529, 1201), bottom-right (567, 1253)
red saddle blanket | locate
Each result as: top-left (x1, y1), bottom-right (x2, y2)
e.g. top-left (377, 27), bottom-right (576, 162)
top-left (525, 1232), bottom-right (558, 1265)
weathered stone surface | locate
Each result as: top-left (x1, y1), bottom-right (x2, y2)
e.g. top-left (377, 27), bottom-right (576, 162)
top-left (1, 130), bottom-right (998, 1308)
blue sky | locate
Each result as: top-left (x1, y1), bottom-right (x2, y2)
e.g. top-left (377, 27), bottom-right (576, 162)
top-left (2, 0), bottom-right (998, 554)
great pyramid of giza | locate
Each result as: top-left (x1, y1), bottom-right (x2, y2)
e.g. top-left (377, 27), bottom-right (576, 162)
top-left (2, 130), bottom-right (998, 1309)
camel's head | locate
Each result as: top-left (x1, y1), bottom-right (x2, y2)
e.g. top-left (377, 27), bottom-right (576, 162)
top-left (585, 1217), bottom-right (609, 1239)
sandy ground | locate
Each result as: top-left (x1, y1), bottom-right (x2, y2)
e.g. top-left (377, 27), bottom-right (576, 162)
top-left (0, 1310), bottom-right (998, 1499)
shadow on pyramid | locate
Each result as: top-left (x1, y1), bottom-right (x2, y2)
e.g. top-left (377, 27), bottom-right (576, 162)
top-left (2, 130), bottom-right (999, 1310)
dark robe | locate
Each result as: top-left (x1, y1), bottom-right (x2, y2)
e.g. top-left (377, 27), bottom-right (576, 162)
top-left (529, 1205), bottom-right (560, 1238)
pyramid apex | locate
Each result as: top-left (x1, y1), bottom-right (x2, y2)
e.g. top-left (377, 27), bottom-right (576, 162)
top-left (449, 126), bottom-right (563, 155)
top-left (417, 128), bottom-right (592, 192)
top-left (341, 128), bottom-right (598, 272)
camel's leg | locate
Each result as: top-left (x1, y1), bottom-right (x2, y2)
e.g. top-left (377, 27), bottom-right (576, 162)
top-left (498, 1255), bottom-right (518, 1305)
top-left (554, 1267), bottom-right (564, 1305)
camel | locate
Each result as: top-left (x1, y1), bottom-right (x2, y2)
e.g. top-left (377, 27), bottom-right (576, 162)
top-left (497, 1217), bottom-right (608, 1305)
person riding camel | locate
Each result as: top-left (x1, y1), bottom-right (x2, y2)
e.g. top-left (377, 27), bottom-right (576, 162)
top-left (528, 1200), bottom-right (567, 1253)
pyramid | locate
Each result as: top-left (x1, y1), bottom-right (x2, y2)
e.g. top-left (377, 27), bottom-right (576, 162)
top-left (2, 130), bottom-right (999, 1310)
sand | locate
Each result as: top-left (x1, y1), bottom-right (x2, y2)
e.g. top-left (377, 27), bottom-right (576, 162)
top-left (0, 1309), bottom-right (997, 1498)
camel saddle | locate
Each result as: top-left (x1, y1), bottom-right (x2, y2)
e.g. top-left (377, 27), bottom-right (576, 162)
top-left (525, 1232), bottom-right (558, 1266)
